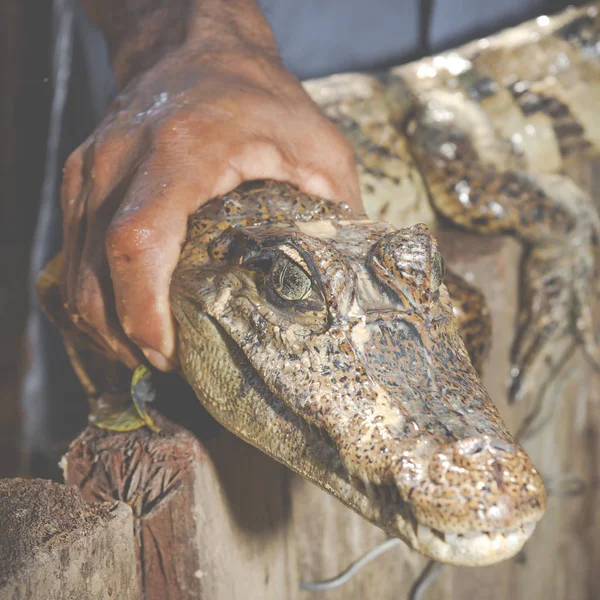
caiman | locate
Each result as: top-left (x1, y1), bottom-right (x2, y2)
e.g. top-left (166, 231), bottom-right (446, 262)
top-left (37, 4), bottom-right (600, 568)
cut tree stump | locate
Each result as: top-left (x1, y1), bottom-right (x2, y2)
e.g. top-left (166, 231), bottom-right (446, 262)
top-left (0, 478), bottom-right (138, 600)
top-left (63, 415), bottom-right (214, 600)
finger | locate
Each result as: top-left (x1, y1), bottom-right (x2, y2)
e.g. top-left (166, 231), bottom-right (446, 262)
top-left (106, 173), bottom-right (231, 368)
top-left (63, 130), bottom-right (139, 308)
top-left (63, 130), bottom-right (144, 365)
top-left (76, 174), bottom-right (148, 370)
top-left (105, 140), bottom-right (305, 369)
top-left (71, 262), bottom-right (144, 370)
top-left (61, 142), bottom-right (90, 304)
top-left (299, 165), bottom-right (362, 212)
top-left (288, 121), bottom-right (363, 211)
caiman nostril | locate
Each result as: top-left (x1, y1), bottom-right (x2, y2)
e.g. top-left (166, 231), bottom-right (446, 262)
top-left (451, 436), bottom-right (495, 468)
top-left (450, 437), bottom-right (520, 470)
top-left (421, 435), bottom-right (546, 536)
top-left (489, 439), bottom-right (515, 453)
top-left (461, 438), bottom-right (485, 457)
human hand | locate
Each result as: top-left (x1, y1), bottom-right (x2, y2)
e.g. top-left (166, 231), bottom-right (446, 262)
top-left (61, 43), bottom-right (362, 372)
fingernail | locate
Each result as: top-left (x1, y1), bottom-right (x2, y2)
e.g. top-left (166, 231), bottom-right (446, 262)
top-left (142, 348), bottom-right (177, 372)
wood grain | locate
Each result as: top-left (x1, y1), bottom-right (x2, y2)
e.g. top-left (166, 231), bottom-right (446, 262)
top-left (0, 478), bottom-right (138, 600)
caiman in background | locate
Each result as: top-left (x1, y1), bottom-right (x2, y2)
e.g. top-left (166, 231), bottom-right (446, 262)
top-left (38, 4), bottom-right (600, 568)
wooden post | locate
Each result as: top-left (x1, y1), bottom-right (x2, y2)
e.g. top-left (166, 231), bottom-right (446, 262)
top-left (63, 415), bottom-right (210, 599)
top-left (437, 163), bottom-right (600, 600)
top-left (0, 478), bottom-right (138, 600)
top-left (62, 412), bottom-right (443, 600)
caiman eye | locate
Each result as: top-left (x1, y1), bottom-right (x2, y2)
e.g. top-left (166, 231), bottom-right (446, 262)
top-left (271, 255), bottom-right (313, 301)
top-left (431, 252), bottom-right (445, 292)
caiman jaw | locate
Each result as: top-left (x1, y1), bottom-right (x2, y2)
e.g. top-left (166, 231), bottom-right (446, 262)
top-left (173, 288), bottom-right (545, 566)
top-left (344, 426), bottom-right (544, 566)
top-left (170, 188), bottom-right (546, 567)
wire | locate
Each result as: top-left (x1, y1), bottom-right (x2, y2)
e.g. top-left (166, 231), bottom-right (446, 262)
top-left (299, 538), bottom-right (403, 591)
top-left (408, 561), bottom-right (444, 600)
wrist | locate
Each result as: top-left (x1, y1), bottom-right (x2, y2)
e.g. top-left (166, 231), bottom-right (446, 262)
top-left (103, 0), bottom-right (280, 89)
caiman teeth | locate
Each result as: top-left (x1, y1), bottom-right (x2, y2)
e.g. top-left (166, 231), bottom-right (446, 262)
top-left (412, 520), bottom-right (537, 565)
top-left (364, 481), bottom-right (378, 504)
top-left (416, 521), bottom-right (535, 545)
top-left (300, 418), bottom-right (538, 566)
top-left (443, 532), bottom-right (458, 545)
top-left (351, 477), bottom-right (403, 506)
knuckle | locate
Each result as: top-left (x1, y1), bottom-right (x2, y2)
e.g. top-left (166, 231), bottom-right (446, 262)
top-left (88, 134), bottom-right (122, 183)
top-left (312, 119), bottom-right (357, 172)
top-left (326, 140), bottom-right (357, 182)
top-left (90, 133), bottom-right (114, 161)
top-left (244, 139), bottom-right (285, 164)
top-left (333, 134), bottom-right (356, 166)
top-left (63, 147), bottom-right (84, 178)
top-left (105, 217), bottom-right (152, 265)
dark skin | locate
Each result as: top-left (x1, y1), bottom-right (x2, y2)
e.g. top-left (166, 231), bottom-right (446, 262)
top-left (64, 0), bottom-right (362, 371)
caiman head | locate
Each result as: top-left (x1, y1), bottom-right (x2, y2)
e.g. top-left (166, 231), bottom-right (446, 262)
top-left (171, 180), bottom-right (546, 567)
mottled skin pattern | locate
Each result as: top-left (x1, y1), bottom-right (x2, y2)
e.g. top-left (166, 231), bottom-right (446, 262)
top-left (38, 4), bottom-right (600, 570)
top-left (307, 3), bottom-right (600, 403)
top-left (170, 181), bottom-right (544, 566)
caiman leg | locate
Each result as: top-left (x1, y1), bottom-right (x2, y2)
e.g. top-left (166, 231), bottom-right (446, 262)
top-left (444, 269), bottom-right (492, 377)
top-left (36, 254), bottom-right (157, 431)
top-left (403, 98), bottom-right (600, 402)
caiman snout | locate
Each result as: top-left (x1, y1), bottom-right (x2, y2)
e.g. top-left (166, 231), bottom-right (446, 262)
top-left (396, 434), bottom-right (546, 565)
top-left (415, 436), bottom-right (545, 531)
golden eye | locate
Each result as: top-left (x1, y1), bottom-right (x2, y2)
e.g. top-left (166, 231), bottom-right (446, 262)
top-left (271, 255), bottom-right (312, 301)
top-left (431, 252), bottom-right (445, 292)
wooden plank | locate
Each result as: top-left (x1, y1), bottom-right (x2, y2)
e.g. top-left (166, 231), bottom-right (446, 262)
top-left (0, 478), bottom-right (138, 600)
top-left (63, 411), bottom-right (447, 600)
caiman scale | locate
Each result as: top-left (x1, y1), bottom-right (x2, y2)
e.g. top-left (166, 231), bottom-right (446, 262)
top-left (39, 4), bottom-right (600, 568)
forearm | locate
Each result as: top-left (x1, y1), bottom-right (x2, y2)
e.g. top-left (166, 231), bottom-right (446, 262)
top-left (81, 0), bottom-right (279, 88)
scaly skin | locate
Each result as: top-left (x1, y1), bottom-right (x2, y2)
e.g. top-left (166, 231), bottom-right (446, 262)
top-left (39, 3), bottom-right (600, 569)
top-left (170, 180), bottom-right (545, 567)
top-left (387, 3), bottom-right (600, 400)
top-left (306, 3), bottom-right (600, 403)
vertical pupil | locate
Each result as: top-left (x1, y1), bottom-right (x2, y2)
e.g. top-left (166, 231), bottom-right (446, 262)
top-left (273, 257), bottom-right (311, 300)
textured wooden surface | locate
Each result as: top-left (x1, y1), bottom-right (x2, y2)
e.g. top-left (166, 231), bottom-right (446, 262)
top-left (0, 478), bottom-right (138, 600)
top-left (439, 161), bottom-right (600, 600)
